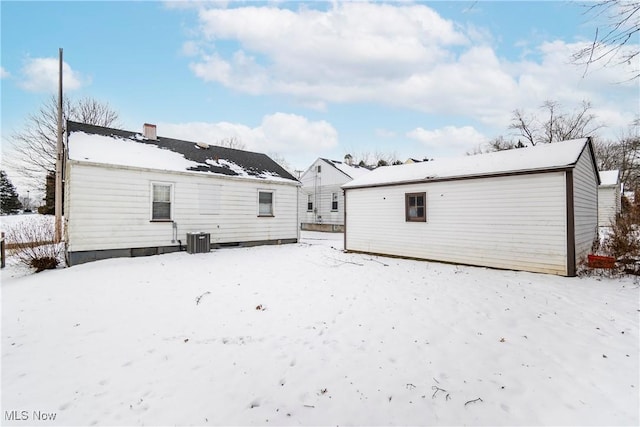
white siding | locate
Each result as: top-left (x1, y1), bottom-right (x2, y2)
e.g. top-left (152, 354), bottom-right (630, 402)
top-left (598, 186), bottom-right (621, 226)
top-left (299, 185), bottom-right (344, 225)
top-left (299, 159), bottom-right (349, 225)
top-left (572, 147), bottom-right (599, 260)
top-left (345, 172), bottom-right (569, 275)
top-left (66, 162), bottom-right (299, 252)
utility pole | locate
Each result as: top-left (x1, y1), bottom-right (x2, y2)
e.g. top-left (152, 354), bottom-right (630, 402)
top-left (54, 48), bottom-right (63, 243)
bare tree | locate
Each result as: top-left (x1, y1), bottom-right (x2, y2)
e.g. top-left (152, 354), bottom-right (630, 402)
top-left (7, 95), bottom-right (121, 188)
top-left (267, 152), bottom-right (294, 175)
top-left (373, 150), bottom-right (399, 167)
top-left (593, 120), bottom-right (640, 192)
top-left (215, 136), bottom-right (246, 150)
top-left (509, 100), bottom-right (601, 145)
top-left (73, 97), bottom-right (119, 125)
top-left (471, 100), bottom-right (601, 155)
top-left (594, 138), bottom-right (623, 170)
top-left (345, 150), bottom-right (400, 168)
top-left (509, 109), bottom-right (537, 145)
top-left (614, 130), bottom-right (640, 192)
top-left (572, 1), bottom-right (640, 80)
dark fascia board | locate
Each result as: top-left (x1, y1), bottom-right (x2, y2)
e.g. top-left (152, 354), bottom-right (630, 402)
top-left (583, 137), bottom-right (601, 186)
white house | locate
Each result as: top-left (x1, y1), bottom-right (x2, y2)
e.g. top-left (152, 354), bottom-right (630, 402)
top-left (64, 121), bottom-right (300, 266)
top-left (598, 170), bottom-right (622, 227)
top-left (343, 138), bottom-right (600, 277)
top-left (299, 156), bottom-right (370, 232)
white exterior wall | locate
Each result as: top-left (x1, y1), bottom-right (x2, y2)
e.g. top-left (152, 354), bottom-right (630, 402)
top-left (66, 161), bottom-right (299, 252)
top-left (345, 172), bottom-right (570, 275)
top-left (598, 186), bottom-right (621, 226)
top-left (572, 147), bottom-right (599, 260)
top-left (299, 159), bottom-right (349, 225)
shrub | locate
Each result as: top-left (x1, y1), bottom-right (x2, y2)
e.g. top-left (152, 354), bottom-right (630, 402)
top-left (4, 216), bottom-right (64, 272)
top-left (601, 204), bottom-right (640, 275)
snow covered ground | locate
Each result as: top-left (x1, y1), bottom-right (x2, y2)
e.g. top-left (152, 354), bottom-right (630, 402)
top-left (2, 231), bottom-right (639, 426)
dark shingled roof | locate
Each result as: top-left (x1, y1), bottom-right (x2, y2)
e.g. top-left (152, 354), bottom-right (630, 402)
top-left (66, 121), bottom-right (298, 182)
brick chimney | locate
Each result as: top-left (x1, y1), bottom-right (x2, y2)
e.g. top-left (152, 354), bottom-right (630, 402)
top-left (143, 123), bottom-right (157, 140)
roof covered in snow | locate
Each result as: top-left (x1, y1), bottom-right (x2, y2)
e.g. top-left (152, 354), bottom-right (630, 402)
top-left (66, 121), bottom-right (298, 183)
top-left (598, 170), bottom-right (620, 186)
top-left (344, 138), bottom-right (593, 189)
top-left (320, 158), bottom-right (371, 180)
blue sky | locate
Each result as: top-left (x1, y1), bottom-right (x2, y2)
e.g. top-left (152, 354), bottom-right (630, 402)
top-left (1, 1), bottom-right (638, 191)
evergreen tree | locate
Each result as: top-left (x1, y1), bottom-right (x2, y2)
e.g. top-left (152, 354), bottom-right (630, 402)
top-left (0, 170), bottom-right (23, 214)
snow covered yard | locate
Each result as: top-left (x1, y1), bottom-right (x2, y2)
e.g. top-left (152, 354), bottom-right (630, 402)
top-left (2, 232), bottom-right (638, 426)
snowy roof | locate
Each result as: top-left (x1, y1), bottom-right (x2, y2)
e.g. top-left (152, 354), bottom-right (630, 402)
top-left (599, 170), bottom-right (620, 186)
top-left (344, 138), bottom-right (592, 189)
top-left (66, 121), bottom-right (298, 183)
top-left (321, 158), bottom-right (371, 179)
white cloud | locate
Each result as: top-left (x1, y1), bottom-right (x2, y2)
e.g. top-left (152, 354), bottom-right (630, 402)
top-left (0, 67), bottom-right (10, 79)
top-left (407, 125), bottom-right (488, 156)
top-left (185, 2), bottom-right (638, 137)
top-left (189, 2), bottom-right (468, 96)
top-left (158, 112), bottom-right (338, 162)
top-left (18, 57), bottom-right (87, 93)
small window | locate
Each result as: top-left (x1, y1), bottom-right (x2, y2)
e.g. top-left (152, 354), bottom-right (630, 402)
top-left (331, 192), bottom-right (338, 211)
top-left (152, 183), bottom-right (172, 221)
top-left (307, 194), bottom-right (313, 212)
top-left (317, 165), bottom-right (321, 173)
top-left (405, 192), bottom-right (426, 222)
top-left (258, 191), bottom-right (274, 216)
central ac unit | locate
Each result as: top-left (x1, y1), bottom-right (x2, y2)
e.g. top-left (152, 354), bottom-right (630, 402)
top-left (186, 232), bottom-right (210, 254)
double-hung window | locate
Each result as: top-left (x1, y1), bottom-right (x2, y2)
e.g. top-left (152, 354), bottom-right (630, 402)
top-left (405, 192), bottom-right (426, 222)
top-left (331, 192), bottom-right (338, 211)
top-left (258, 191), bottom-right (274, 217)
top-left (307, 194), bottom-right (313, 212)
top-left (152, 183), bottom-right (172, 221)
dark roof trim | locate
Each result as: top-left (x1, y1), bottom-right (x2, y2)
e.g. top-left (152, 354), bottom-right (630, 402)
top-left (583, 137), bottom-right (601, 186)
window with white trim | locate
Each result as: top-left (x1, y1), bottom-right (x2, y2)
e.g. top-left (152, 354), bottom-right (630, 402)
top-left (307, 194), bottom-right (313, 211)
top-left (331, 192), bottom-right (338, 211)
top-left (258, 191), bottom-right (274, 216)
top-left (152, 183), bottom-right (172, 221)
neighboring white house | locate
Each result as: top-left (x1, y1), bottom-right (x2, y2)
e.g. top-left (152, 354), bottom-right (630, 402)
top-left (64, 121), bottom-right (300, 266)
top-left (299, 156), bottom-right (370, 232)
top-left (343, 138), bottom-right (600, 277)
top-left (598, 170), bottom-right (622, 227)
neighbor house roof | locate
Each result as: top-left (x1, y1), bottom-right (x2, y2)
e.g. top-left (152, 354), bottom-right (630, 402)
top-left (344, 138), bottom-right (596, 189)
top-left (598, 170), bottom-right (620, 187)
top-left (319, 158), bottom-right (371, 180)
top-left (66, 121), bottom-right (298, 183)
